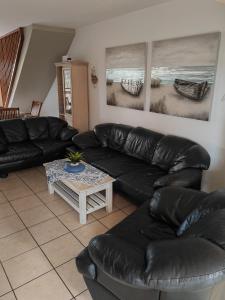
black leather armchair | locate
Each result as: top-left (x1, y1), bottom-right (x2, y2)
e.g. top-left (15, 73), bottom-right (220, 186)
top-left (76, 187), bottom-right (225, 300)
top-left (68, 123), bottom-right (210, 205)
top-left (0, 116), bottom-right (78, 176)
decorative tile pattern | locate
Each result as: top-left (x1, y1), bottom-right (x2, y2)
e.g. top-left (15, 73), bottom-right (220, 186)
top-left (44, 159), bottom-right (108, 185)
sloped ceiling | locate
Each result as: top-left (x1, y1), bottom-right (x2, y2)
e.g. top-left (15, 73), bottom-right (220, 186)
top-left (0, 0), bottom-right (174, 36)
top-left (9, 25), bottom-right (75, 112)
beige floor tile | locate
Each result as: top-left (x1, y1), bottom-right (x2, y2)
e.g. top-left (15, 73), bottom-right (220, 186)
top-left (100, 211), bottom-right (127, 229)
top-left (0, 178), bottom-right (23, 192)
top-left (14, 270), bottom-right (72, 300)
top-left (45, 197), bottom-right (72, 216)
top-left (0, 192), bottom-right (7, 204)
top-left (18, 205), bottom-right (54, 227)
top-left (0, 292), bottom-right (16, 300)
top-left (0, 264), bottom-right (11, 296)
top-left (76, 290), bottom-right (92, 300)
top-left (11, 194), bottom-right (42, 213)
top-left (0, 230), bottom-right (37, 261)
top-left (91, 206), bottom-right (118, 220)
top-left (59, 210), bottom-right (95, 231)
top-left (3, 186), bottom-right (33, 201)
top-left (122, 204), bottom-right (137, 215)
top-left (16, 168), bottom-right (41, 178)
top-left (23, 177), bottom-right (47, 193)
top-left (41, 233), bottom-right (83, 267)
top-left (113, 193), bottom-right (131, 209)
top-left (29, 218), bottom-right (69, 245)
top-left (37, 190), bottom-right (63, 204)
top-left (73, 221), bottom-right (107, 247)
top-left (3, 248), bottom-right (52, 289)
top-left (0, 203), bottom-right (15, 221)
top-left (0, 215), bottom-right (25, 239)
top-left (37, 166), bottom-right (45, 175)
top-left (56, 260), bottom-right (86, 297)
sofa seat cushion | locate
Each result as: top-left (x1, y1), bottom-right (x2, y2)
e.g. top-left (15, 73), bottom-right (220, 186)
top-left (33, 139), bottom-right (71, 156)
top-left (107, 201), bottom-right (152, 250)
top-left (93, 154), bottom-right (147, 178)
top-left (80, 147), bottom-right (122, 164)
top-left (116, 166), bottom-right (166, 204)
top-left (0, 142), bottom-right (42, 163)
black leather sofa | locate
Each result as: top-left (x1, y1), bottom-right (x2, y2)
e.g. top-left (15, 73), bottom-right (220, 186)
top-left (0, 117), bottom-right (78, 176)
top-left (68, 123), bottom-right (210, 205)
top-left (77, 187), bottom-right (225, 300)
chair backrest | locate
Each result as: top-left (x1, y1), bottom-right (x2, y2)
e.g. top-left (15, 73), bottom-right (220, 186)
top-left (30, 101), bottom-right (42, 117)
top-left (0, 107), bottom-right (20, 120)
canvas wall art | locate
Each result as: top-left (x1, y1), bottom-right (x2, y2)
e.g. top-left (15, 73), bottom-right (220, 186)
top-left (106, 43), bottom-right (147, 110)
top-left (150, 32), bottom-right (220, 121)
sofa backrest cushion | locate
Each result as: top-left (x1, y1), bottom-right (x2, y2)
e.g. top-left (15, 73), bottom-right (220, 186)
top-left (25, 117), bottom-right (49, 140)
top-left (124, 127), bottom-right (163, 162)
top-left (108, 124), bottom-right (132, 152)
top-left (94, 123), bottom-right (114, 147)
top-left (0, 119), bottom-right (28, 143)
top-left (181, 209), bottom-right (225, 250)
top-left (149, 187), bottom-right (207, 228)
top-left (177, 190), bottom-right (225, 236)
top-left (47, 117), bottom-right (67, 139)
top-left (152, 135), bottom-right (210, 173)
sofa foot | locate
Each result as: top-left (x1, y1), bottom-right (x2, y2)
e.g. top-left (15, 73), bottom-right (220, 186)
top-left (0, 173), bottom-right (8, 178)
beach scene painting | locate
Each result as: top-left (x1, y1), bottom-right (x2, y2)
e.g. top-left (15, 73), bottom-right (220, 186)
top-left (106, 43), bottom-right (147, 110)
top-left (150, 32), bottom-right (220, 121)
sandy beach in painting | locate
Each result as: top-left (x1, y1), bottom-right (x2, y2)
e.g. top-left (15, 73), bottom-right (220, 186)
top-left (107, 82), bottom-right (145, 110)
top-left (150, 84), bottom-right (213, 121)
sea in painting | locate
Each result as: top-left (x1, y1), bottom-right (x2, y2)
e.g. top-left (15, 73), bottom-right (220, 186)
top-left (150, 32), bottom-right (220, 121)
top-left (106, 43), bottom-right (146, 110)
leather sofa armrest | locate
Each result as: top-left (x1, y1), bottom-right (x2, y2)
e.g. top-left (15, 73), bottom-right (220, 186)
top-left (88, 234), bottom-right (225, 292)
top-left (76, 248), bottom-right (96, 280)
top-left (153, 168), bottom-right (202, 189)
top-left (72, 131), bottom-right (101, 149)
top-left (88, 234), bottom-right (145, 286)
top-left (60, 126), bottom-right (78, 141)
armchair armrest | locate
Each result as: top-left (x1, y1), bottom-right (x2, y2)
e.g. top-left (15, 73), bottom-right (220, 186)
top-left (72, 131), bottom-right (101, 149)
top-left (153, 168), bottom-right (202, 189)
top-left (88, 234), bottom-right (225, 291)
top-left (60, 126), bottom-right (78, 141)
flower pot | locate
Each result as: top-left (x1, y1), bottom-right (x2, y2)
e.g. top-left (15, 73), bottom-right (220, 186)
top-left (64, 162), bottom-right (85, 173)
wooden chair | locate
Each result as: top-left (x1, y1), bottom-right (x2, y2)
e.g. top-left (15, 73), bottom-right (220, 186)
top-left (0, 107), bottom-right (20, 120)
top-left (23, 100), bottom-right (42, 118)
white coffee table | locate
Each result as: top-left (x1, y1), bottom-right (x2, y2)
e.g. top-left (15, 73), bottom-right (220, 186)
top-left (45, 160), bottom-right (115, 224)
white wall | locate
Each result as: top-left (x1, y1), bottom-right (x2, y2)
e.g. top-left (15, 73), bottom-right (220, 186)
top-left (45, 0), bottom-right (225, 191)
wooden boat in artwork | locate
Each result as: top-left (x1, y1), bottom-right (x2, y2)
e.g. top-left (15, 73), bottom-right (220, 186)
top-left (174, 79), bottom-right (209, 101)
top-left (121, 79), bottom-right (143, 97)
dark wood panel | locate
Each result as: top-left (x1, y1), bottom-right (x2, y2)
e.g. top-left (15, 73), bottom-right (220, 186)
top-left (0, 28), bottom-right (24, 107)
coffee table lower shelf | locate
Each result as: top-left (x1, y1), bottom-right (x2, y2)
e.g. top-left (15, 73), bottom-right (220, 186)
top-left (48, 180), bottom-right (113, 224)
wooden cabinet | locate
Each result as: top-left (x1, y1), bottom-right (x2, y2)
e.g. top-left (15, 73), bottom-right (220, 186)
top-left (55, 61), bottom-right (89, 132)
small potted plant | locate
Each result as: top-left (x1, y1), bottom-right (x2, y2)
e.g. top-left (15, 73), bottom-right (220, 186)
top-left (64, 151), bottom-right (85, 173)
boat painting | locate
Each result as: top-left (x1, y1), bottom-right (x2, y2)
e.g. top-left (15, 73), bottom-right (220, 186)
top-left (173, 79), bottom-right (209, 101)
top-left (120, 79), bottom-right (143, 97)
top-left (106, 43), bottom-right (147, 110)
top-left (150, 32), bottom-right (220, 121)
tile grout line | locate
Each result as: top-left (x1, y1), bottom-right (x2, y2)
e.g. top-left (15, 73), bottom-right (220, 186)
top-left (0, 168), bottom-right (133, 299)
top-left (1, 177), bottom-right (75, 300)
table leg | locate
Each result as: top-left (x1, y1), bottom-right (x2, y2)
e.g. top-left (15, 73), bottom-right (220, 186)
top-left (79, 192), bottom-right (87, 224)
top-left (48, 182), bottom-right (54, 194)
top-left (106, 183), bottom-right (113, 213)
